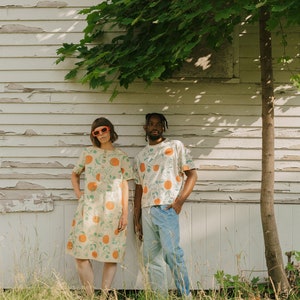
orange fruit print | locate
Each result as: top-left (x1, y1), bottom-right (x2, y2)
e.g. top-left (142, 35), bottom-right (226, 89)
top-left (110, 157), bottom-right (119, 166)
top-left (112, 250), bottom-right (119, 259)
top-left (140, 163), bottom-right (145, 172)
top-left (153, 164), bottom-right (159, 171)
top-left (92, 215), bottom-right (100, 223)
top-left (79, 234), bottom-right (87, 242)
top-left (164, 180), bottom-right (172, 190)
top-left (164, 148), bottom-right (173, 156)
top-left (87, 182), bottom-right (97, 191)
top-left (106, 201), bottom-right (115, 210)
top-left (67, 241), bottom-right (73, 249)
top-left (85, 155), bottom-right (93, 164)
top-left (154, 198), bottom-right (161, 205)
top-left (102, 235), bottom-right (110, 244)
top-left (176, 175), bottom-right (182, 182)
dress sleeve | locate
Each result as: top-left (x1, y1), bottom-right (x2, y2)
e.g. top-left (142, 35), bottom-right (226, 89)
top-left (133, 158), bottom-right (141, 185)
top-left (72, 149), bottom-right (86, 175)
top-left (120, 153), bottom-right (134, 181)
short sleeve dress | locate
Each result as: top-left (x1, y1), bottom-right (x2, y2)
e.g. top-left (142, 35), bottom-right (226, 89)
top-left (66, 146), bottom-right (133, 262)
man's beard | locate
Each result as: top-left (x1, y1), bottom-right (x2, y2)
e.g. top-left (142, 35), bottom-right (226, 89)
top-left (148, 133), bottom-right (162, 141)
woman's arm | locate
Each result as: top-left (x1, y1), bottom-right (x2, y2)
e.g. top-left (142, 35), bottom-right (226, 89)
top-left (71, 171), bottom-right (83, 199)
top-left (118, 179), bottom-right (129, 231)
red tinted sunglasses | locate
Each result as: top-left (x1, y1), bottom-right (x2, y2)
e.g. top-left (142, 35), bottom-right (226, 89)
top-left (92, 126), bottom-right (110, 137)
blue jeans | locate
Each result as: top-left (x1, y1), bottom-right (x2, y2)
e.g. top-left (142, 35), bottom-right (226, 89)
top-left (142, 205), bottom-right (190, 296)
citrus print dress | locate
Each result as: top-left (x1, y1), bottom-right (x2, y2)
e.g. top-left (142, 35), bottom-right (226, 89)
top-left (66, 146), bottom-right (133, 262)
top-left (134, 138), bottom-right (195, 208)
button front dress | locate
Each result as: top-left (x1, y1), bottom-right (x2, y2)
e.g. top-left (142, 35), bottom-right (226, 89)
top-left (66, 146), bottom-right (133, 262)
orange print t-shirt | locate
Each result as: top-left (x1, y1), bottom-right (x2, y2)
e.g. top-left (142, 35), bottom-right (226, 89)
top-left (134, 139), bottom-right (195, 208)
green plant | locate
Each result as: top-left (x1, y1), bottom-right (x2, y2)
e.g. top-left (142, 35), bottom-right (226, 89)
top-left (285, 251), bottom-right (300, 296)
top-left (214, 270), bottom-right (265, 299)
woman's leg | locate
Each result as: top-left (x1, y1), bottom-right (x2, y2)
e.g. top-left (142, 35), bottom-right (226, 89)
top-left (75, 258), bottom-right (94, 296)
top-left (101, 262), bottom-right (117, 293)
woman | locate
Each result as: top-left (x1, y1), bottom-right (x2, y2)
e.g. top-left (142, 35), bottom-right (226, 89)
top-left (66, 117), bottom-right (133, 297)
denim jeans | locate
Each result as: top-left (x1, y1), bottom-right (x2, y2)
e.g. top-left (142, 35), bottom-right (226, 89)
top-left (142, 205), bottom-right (190, 296)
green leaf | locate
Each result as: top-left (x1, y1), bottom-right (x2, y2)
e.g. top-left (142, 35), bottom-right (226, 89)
top-left (65, 68), bottom-right (78, 80)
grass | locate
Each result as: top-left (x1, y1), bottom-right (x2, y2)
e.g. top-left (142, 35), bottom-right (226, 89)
top-left (0, 282), bottom-right (276, 300)
top-left (2, 264), bottom-right (300, 300)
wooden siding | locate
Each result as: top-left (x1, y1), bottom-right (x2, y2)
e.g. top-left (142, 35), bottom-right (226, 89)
top-left (1, 0), bottom-right (300, 290)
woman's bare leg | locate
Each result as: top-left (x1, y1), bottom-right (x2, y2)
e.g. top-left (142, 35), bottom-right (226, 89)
top-left (75, 259), bottom-right (94, 296)
top-left (101, 262), bottom-right (117, 293)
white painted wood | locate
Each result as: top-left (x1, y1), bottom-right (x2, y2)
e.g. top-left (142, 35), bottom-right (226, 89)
top-left (0, 0), bottom-right (101, 6)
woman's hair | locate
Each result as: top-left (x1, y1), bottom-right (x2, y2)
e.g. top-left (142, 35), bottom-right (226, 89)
top-left (90, 117), bottom-right (118, 147)
top-left (144, 113), bottom-right (168, 141)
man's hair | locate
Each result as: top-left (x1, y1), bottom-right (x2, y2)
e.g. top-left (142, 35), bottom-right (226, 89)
top-left (145, 113), bottom-right (168, 141)
top-left (145, 113), bottom-right (168, 130)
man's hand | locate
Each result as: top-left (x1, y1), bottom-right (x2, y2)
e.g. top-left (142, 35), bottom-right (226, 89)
top-left (166, 198), bottom-right (184, 214)
top-left (134, 221), bottom-right (143, 241)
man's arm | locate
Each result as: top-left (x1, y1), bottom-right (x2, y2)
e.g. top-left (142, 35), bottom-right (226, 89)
top-left (133, 184), bottom-right (143, 240)
top-left (169, 169), bottom-right (198, 214)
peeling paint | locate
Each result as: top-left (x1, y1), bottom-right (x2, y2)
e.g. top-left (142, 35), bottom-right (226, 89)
top-left (5, 84), bottom-right (56, 93)
top-left (0, 24), bottom-right (44, 33)
top-left (0, 196), bottom-right (53, 213)
top-left (36, 1), bottom-right (67, 8)
top-left (0, 98), bottom-right (23, 103)
top-left (1, 173), bottom-right (69, 179)
top-left (23, 129), bottom-right (38, 136)
top-left (280, 167), bottom-right (300, 171)
top-left (0, 187), bottom-right (53, 213)
top-left (282, 155), bottom-right (300, 160)
top-left (5, 83), bottom-right (25, 91)
top-left (0, 1), bottom-right (67, 8)
top-left (200, 164), bottom-right (239, 170)
top-left (1, 160), bottom-right (65, 168)
top-left (10, 181), bottom-right (46, 190)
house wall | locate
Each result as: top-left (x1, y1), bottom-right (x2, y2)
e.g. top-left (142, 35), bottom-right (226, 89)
top-left (1, 0), bottom-right (300, 290)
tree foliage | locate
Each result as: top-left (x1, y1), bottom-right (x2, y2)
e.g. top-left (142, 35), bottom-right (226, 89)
top-left (57, 0), bottom-right (300, 98)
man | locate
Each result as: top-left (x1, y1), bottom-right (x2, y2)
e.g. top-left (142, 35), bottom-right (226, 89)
top-left (133, 112), bottom-right (198, 297)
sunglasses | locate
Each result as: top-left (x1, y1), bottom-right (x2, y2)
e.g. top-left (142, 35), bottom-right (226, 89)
top-left (92, 126), bottom-right (110, 137)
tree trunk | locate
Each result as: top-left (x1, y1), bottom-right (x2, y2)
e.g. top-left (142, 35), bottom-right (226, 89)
top-left (259, 6), bottom-right (290, 296)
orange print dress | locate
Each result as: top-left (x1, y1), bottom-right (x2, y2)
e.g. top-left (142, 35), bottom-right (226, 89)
top-left (66, 146), bottom-right (133, 262)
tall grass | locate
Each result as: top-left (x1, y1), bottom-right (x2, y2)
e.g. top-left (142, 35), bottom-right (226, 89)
top-left (1, 274), bottom-right (300, 300)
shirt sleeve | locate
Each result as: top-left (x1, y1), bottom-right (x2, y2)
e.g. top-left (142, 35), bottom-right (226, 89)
top-left (176, 141), bottom-right (196, 172)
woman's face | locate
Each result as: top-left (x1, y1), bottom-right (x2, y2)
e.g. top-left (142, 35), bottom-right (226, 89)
top-left (92, 125), bottom-right (111, 144)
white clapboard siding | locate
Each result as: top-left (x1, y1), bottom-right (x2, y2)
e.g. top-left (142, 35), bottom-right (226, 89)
top-left (1, 0), bottom-right (300, 291)
top-left (239, 24), bottom-right (300, 83)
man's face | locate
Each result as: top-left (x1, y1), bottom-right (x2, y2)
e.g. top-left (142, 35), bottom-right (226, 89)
top-left (145, 116), bottom-right (164, 141)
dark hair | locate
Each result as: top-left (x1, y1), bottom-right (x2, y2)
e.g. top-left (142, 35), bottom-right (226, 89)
top-left (90, 117), bottom-right (118, 147)
top-left (145, 113), bottom-right (168, 141)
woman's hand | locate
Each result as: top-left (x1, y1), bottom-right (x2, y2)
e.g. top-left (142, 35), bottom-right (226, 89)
top-left (117, 213), bottom-right (128, 232)
top-left (76, 191), bottom-right (84, 199)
